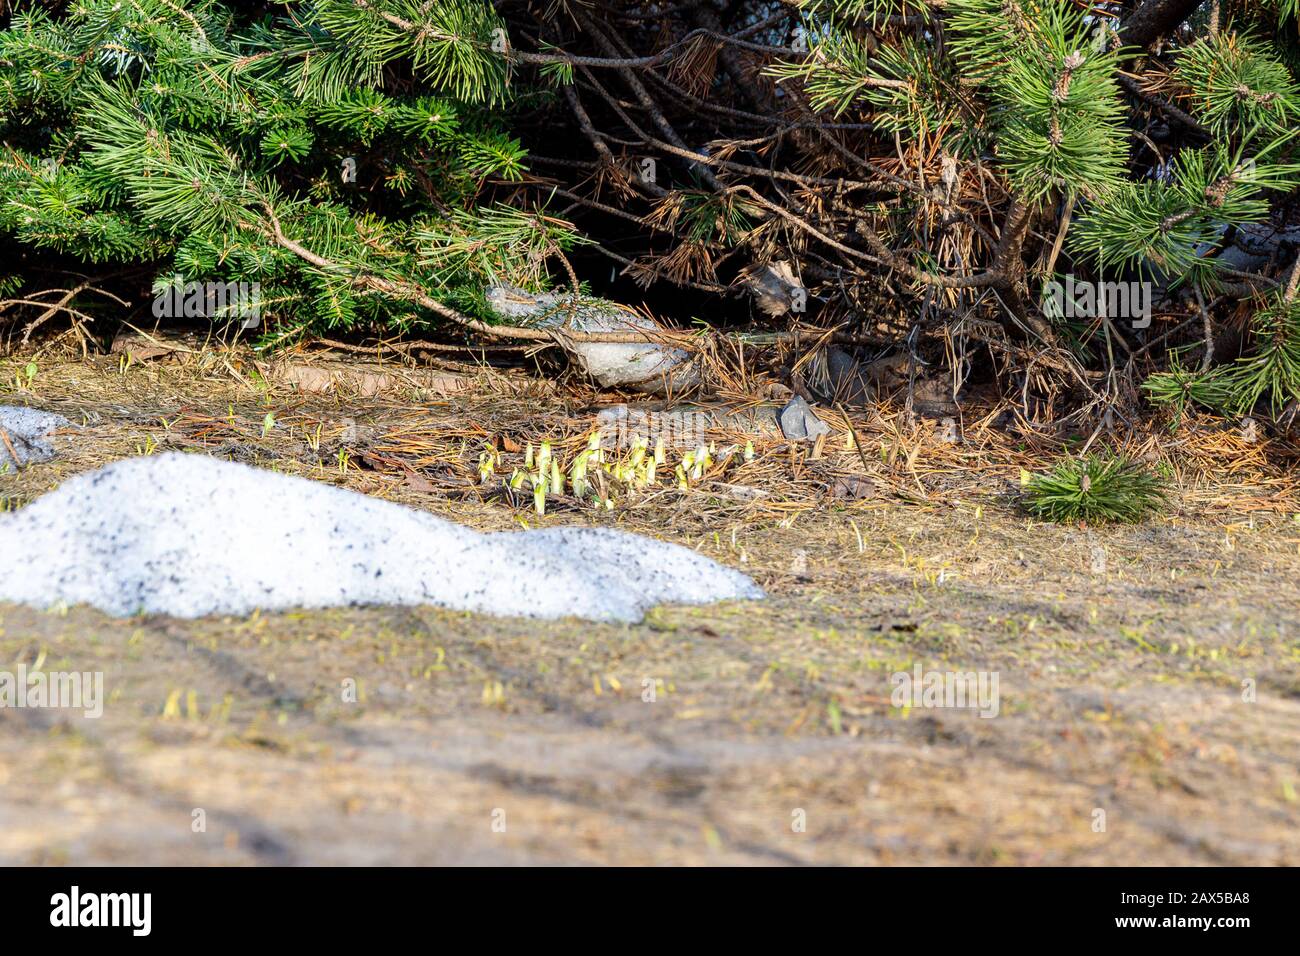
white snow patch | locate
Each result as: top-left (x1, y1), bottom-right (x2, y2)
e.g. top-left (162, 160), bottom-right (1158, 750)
top-left (0, 406), bottom-right (70, 468)
top-left (0, 452), bottom-right (763, 622)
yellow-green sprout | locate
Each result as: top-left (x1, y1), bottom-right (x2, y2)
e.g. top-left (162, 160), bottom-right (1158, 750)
top-left (690, 444), bottom-right (708, 480)
top-left (570, 450), bottom-right (590, 498)
top-left (533, 471), bottom-right (547, 515)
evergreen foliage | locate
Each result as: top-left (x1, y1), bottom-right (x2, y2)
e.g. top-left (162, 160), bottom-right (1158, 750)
top-left (1026, 453), bottom-right (1166, 524)
top-left (2, 1), bottom-right (1300, 427)
top-left (0, 0), bottom-right (550, 343)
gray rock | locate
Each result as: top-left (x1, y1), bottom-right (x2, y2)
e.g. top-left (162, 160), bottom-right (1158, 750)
top-left (778, 395), bottom-right (831, 441)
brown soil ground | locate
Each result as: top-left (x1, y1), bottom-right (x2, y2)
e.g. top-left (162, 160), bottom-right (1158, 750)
top-left (1, 345), bottom-right (1298, 865)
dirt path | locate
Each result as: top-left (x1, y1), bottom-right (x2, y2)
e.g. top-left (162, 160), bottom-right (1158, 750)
top-left (1, 354), bottom-right (1298, 864)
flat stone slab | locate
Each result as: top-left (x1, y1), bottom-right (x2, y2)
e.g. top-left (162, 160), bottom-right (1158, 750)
top-left (596, 403), bottom-right (782, 448)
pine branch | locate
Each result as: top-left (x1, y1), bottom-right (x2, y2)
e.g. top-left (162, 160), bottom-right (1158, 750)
top-left (1119, 0), bottom-right (1205, 49)
top-left (258, 201), bottom-right (688, 344)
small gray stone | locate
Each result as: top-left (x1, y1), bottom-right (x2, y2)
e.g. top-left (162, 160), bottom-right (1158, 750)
top-left (778, 395), bottom-right (830, 442)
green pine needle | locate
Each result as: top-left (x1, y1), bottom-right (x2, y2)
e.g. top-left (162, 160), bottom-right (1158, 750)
top-left (1145, 296), bottom-right (1300, 418)
top-left (1025, 455), bottom-right (1166, 524)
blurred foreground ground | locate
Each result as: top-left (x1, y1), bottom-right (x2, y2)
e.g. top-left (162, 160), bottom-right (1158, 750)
top-left (1, 348), bottom-right (1297, 864)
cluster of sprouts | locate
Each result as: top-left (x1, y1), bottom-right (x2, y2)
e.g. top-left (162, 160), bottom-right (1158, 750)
top-left (478, 432), bottom-right (757, 515)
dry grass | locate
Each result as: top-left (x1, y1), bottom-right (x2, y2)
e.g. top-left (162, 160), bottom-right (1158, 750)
top-left (3, 335), bottom-right (1299, 526)
top-left (2, 340), bottom-right (1299, 865)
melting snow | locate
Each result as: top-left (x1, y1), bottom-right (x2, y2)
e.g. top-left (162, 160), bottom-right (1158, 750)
top-left (0, 453), bottom-right (762, 622)
top-left (0, 406), bottom-right (70, 469)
